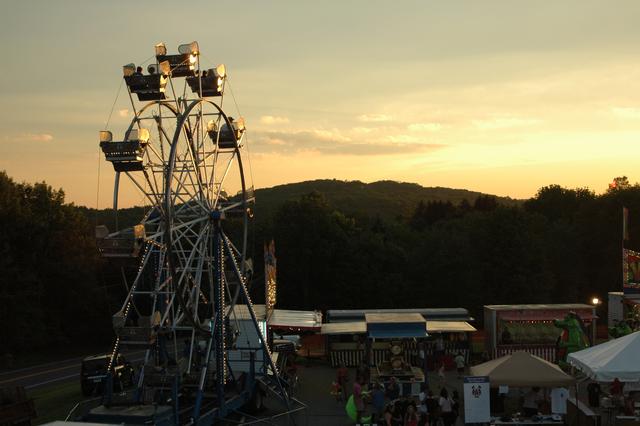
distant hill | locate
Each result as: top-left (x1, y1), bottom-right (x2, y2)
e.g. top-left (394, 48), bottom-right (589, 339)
top-left (252, 179), bottom-right (522, 222)
top-left (81, 179), bottom-right (522, 229)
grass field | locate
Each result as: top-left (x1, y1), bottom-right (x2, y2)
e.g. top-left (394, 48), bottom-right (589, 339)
top-left (29, 381), bottom-right (83, 425)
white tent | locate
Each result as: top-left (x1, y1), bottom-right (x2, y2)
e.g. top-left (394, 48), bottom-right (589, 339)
top-left (567, 331), bottom-right (640, 382)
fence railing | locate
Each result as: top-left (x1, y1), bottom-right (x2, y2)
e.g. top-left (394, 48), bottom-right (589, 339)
top-left (494, 344), bottom-right (557, 362)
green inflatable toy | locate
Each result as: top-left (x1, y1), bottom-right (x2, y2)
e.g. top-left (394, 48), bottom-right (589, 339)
top-left (345, 394), bottom-right (372, 424)
top-left (554, 311), bottom-right (590, 369)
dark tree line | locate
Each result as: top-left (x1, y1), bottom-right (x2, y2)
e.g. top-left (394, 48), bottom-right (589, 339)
top-left (264, 181), bottom-right (639, 325)
top-left (0, 172), bottom-right (113, 359)
top-left (2, 170), bottom-right (638, 358)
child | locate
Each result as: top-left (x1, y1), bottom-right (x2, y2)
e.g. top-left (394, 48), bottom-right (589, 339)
top-left (330, 381), bottom-right (342, 402)
top-left (438, 363), bottom-right (446, 387)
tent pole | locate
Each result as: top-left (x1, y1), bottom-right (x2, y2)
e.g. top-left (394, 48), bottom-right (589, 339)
top-left (575, 382), bottom-right (580, 426)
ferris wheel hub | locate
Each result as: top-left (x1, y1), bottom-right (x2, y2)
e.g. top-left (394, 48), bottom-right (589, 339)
top-left (209, 209), bottom-right (226, 222)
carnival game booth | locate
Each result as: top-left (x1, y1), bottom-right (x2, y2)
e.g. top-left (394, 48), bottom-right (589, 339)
top-left (608, 291), bottom-right (640, 337)
top-left (484, 304), bottom-right (597, 362)
top-left (323, 308), bottom-right (475, 368)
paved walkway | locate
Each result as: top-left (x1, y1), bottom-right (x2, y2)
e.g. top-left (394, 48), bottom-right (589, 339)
top-left (261, 362), bottom-right (466, 426)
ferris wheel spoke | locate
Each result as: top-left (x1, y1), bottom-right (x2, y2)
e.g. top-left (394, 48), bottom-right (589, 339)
top-left (190, 225), bottom-right (210, 323)
top-left (162, 224), bottom-right (208, 326)
top-left (145, 142), bottom-right (164, 165)
top-left (212, 152), bottom-right (237, 210)
top-left (119, 243), bottom-right (154, 314)
top-left (124, 171), bottom-right (164, 213)
top-left (143, 169), bottom-right (164, 207)
top-left (171, 153), bottom-right (209, 211)
top-left (182, 115), bottom-right (210, 209)
top-left (147, 215), bottom-right (207, 240)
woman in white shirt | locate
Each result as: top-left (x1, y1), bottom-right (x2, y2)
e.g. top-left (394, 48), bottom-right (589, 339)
top-left (439, 387), bottom-right (455, 426)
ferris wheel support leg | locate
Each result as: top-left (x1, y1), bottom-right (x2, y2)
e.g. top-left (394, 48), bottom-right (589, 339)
top-left (220, 231), bottom-right (291, 409)
top-left (213, 220), bottom-right (227, 414)
top-left (113, 172), bottom-right (120, 230)
top-left (192, 320), bottom-right (214, 422)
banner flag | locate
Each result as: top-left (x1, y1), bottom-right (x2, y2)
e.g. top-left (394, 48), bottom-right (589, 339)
top-left (623, 207), bottom-right (629, 241)
top-left (264, 240), bottom-right (277, 315)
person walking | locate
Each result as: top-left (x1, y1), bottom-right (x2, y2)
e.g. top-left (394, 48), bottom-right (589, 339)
top-left (386, 376), bottom-right (400, 401)
top-left (383, 403), bottom-right (395, 426)
top-left (371, 382), bottom-right (386, 424)
top-left (418, 383), bottom-right (429, 421)
top-left (454, 352), bottom-right (465, 378)
top-left (405, 403), bottom-right (419, 426)
top-left (353, 376), bottom-right (365, 423)
top-left (336, 362), bottom-right (349, 402)
top-left (438, 388), bottom-right (455, 426)
top-left (435, 336), bottom-right (445, 364)
top-left (437, 363), bottom-right (446, 387)
top-left (426, 390), bottom-right (439, 426)
top-left (451, 390), bottom-right (460, 424)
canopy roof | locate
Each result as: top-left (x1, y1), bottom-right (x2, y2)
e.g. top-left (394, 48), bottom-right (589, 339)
top-left (327, 308), bottom-right (473, 323)
top-left (470, 351), bottom-right (575, 387)
top-left (485, 303), bottom-right (595, 311)
top-left (567, 331), bottom-right (640, 382)
top-left (228, 304), bottom-right (322, 330)
top-left (320, 320), bottom-right (475, 335)
top-left (365, 313), bottom-right (427, 339)
top-left (321, 321), bottom-right (367, 335)
top-left (269, 309), bottom-right (322, 330)
top-left (427, 321), bottom-right (476, 333)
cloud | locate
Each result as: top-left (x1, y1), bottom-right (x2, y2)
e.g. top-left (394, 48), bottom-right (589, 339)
top-left (310, 129), bottom-right (351, 143)
top-left (386, 134), bottom-right (423, 144)
top-left (118, 109), bottom-right (130, 118)
top-left (358, 114), bottom-right (392, 123)
top-left (408, 122), bottom-right (443, 132)
top-left (22, 133), bottom-right (54, 142)
top-left (472, 117), bottom-right (541, 130)
top-left (252, 129), bottom-right (443, 156)
top-left (351, 126), bottom-right (377, 134)
top-left (259, 115), bottom-right (290, 125)
top-left (611, 107), bottom-right (640, 119)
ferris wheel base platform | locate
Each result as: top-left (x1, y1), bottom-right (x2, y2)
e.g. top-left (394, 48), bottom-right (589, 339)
top-left (84, 404), bottom-right (175, 425)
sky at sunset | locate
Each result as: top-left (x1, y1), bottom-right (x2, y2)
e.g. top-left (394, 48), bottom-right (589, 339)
top-left (2, 1), bottom-right (640, 207)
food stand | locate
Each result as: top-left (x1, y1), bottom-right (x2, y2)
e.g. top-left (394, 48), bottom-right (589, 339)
top-left (365, 313), bottom-right (428, 397)
top-left (323, 308), bottom-right (475, 367)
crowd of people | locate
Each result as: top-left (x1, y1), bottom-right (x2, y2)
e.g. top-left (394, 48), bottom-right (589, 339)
top-left (333, 359), bottom-right (465, 426)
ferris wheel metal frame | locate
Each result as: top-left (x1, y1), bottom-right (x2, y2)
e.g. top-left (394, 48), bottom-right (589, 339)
top-left (90, 41), bottom-right (298, 424)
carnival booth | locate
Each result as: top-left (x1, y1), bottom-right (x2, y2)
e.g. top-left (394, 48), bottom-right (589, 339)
top-left (608, 292), bottom-right (640, 337)
top-left (471, 351), bottom-right (575, 425)
top-left (365, 313), bottom-right (428, 396)
top-left (484, 304), bottom-right (597, 362)
top-left (229, 305), bottom-right (322, 350)
top-left (322, 308), bottom-right (475, 368)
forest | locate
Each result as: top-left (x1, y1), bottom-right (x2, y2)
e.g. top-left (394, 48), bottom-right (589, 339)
top-left (1, 171), bottom-right (637, 359)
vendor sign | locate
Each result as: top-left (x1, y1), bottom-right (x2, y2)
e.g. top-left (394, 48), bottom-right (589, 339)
top-left (464, 376), bottom-right (490, 423)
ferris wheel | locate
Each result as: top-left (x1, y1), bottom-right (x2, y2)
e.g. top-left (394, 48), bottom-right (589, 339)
top-left (93, 41), bottom-right (289, 423)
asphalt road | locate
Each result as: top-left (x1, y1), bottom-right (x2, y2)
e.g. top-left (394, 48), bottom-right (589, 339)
top-left (0, 351), bottom-right (145, 390)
